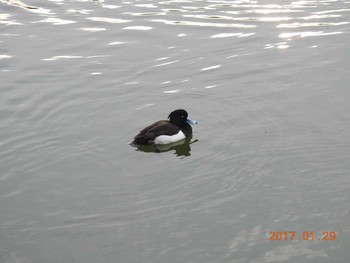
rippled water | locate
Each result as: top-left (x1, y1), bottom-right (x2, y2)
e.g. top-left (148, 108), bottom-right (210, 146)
top-left (1, 0), bottom-right (350, 262)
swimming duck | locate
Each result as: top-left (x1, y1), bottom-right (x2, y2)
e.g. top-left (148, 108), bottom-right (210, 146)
top-left (131, 109), bottom-right (197, 145)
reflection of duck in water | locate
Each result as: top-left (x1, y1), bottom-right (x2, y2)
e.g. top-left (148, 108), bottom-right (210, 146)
top-left (130, 109), bottom-right (197, 146)
top-left (2, 0), bottom-right (38, 10)
top-left (137, 137), bottom-right (198, 157)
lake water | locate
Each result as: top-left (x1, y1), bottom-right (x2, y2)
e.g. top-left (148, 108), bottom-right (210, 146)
top-left (1, 0), bottom-right (350, 262)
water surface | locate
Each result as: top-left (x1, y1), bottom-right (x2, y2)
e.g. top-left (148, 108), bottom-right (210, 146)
top-left (1, 0), bottom-right (350, 262)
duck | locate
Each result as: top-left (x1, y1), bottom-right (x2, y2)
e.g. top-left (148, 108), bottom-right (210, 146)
top-left (131, 109), bottom-right (197, 145)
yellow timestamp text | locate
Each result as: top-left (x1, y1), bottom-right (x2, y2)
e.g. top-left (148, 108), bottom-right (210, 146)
top-left (268, 231), bottom-right (336, 241)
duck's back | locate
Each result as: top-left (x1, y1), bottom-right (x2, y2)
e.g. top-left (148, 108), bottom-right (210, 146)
top-left (132, 120), bottom-right (181, 145)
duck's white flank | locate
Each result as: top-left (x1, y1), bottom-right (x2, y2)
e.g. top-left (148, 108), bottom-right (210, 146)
top-left (154, 130), bottom-right (185, 145)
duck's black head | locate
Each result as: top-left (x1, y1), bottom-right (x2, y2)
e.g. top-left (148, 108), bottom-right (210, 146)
top-left (168, 109), bottom-right (197, 127)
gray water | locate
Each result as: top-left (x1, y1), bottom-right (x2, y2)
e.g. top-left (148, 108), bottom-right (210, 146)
top-left (1, 0), bottom-right (350, 262)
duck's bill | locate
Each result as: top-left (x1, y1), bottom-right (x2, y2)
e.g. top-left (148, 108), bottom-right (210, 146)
top-left (186, 118), bottom-right (198, 125)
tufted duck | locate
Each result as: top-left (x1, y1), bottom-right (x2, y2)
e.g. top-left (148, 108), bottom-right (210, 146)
top-left (131, 109), bottom-right (197, 145)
